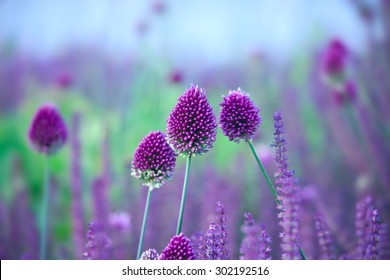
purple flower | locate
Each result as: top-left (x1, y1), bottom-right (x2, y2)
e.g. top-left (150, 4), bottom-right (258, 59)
top-left (355, 196), bottom-right (386, 260)
top-left (240, 213), bottom-right (272, 260)
top-left (315, 212), bottom-right (335, 259)
top-left (216, 201), bottom-right (230, 259)
top-left (321, 39), bottom-right (347, 77)
top-left (131, 131), bottom-right (177, 189)
top-left (219, 88), bottom-right (261, 143)
top-left (28, 105), bottom-right (67, 154)
top-left (271, 112), bottom-right (301, 260)
top-left (166, 85), bottom-right (217, 156)
top-left (83, 222), bottom-right (111, 260)
top-left (139, 249), bottom-right (159, 260)
top-left (159, 233), bottom-right (195, 260)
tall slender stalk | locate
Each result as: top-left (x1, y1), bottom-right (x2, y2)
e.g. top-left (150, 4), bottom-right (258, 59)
top-left (248, 141), bottom-right (307, 260)
top-left (39, 156), bottom-right (50, 259)
top-left (176, 156), bottom-right (192, 235)
top-left (248, 141), bottom-right (279, 204)
top-left (136, 189), bottom-right (152, 259)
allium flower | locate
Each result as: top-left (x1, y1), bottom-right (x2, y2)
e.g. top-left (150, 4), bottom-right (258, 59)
top-left (159, 233), bottom-right (195, 260)
top-left (240, 213), bottom-right (272, 260)
top-left (131, 131), bottom-right (177, 190)
top-left (139, 249), bottom-right (159, 260)
top-left (271, 112), bottom-right (301, 260)
top-left (219, 88), bottom-right (261, 143)
top-left (28, 105), bottom-right (67, 154)
top-left (166, 85), bottom-right (217, 156)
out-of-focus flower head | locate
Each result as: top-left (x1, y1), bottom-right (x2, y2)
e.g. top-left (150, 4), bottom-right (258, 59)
top-left (28, 105), bottom-right (67, 155)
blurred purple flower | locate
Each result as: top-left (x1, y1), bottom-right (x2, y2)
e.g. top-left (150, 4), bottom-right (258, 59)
top-left (28, 105), bottom-right (67, 154)
top-left (166, 85), bottom-right (217, 156)
top-left (131, 131), bottom-right (176, 190)
top-left (219, 88), bottom-right (261, 143)
top-left (83, 222), bottom-right (111, 260)
top-left (108, 212), bottom-right (131, 232)
top-left (56, 72), bottom-right (73, 89)
top-left (159, 233), bottom-right (195, 260)
top-left (140, 248), bottom-right (159, 260)
top-left (315, 211), bottom-right (335, 259)
top-left (169, 70), bottom-right (184, 84)
top-left (271, 112), bottom-right (301, 260)
top-left (240, 213), bottom-right (272, 260)
top-left (321, 39), bottom-right (348, 84)
top-left (216, 201), bottom-right (230, 259)
top-left (355, 196), bottom-right (386, 259)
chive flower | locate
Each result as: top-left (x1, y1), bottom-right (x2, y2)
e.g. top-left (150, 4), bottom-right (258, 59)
top-left (28, 105), bottom-right (67, 154)
top-left (139, 249), bottom-right (159, 260)
top-left (131, 131), bottom-right (177, 190)
top-left (166, 85), bottom-right (217, 156)
top-left (219, 88), bottom-right (261, 143)
top-left (159, 233), bottom-right (195, 260)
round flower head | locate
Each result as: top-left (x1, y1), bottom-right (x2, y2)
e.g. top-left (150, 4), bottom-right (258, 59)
top-left (166, 85), bottom-right (217, 156)
top-left (219, 88), bottom-right (261, 143)
top-left (159, 233), bottom-right (195, 260)
top-left (321, 39), bottom-right (348, 81)
top-left (139, 248), bottom-right (159, 260)
top-left (28, 105), bottom-right (67, 155)
top-left (131, 131), bottom-right (176, 190)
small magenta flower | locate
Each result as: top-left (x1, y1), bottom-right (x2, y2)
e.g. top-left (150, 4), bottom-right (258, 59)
top-left (131, 131), bottom-right (176, 190)
top-left (140, 249), bottom-right (159, 260)
top-left (28, 105), bottom-right (67, 154)
top-left (321, 39), bottom-right (348, 85)
top-left (166, 85), bottom-right (217, 157)
top-left (219, 88), bottom-right (261, 143)
top-left (159, 233), bottom-right (195, 260)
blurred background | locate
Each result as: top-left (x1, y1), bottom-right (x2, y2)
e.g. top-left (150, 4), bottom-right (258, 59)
top-left (0, 0), bottom-right (389, 259)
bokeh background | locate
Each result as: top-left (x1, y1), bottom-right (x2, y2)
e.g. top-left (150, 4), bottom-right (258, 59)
top-left (0, 0), bottom-right (389, 259)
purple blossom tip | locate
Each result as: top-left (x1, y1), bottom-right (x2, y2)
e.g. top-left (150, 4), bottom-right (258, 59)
top-left (139, 249), bottom-right (160, 260)
top-left (83, 222), bottom-right (111, 260)
top-left (131, 131), bottom-right (177, 190)
top-left (159, 233), bottom-right (196, 260)
top-left (166, 85), bottom-right (217, 156)
top-left (219, 88), bottom-right (261, 143)
top-left (28, 105), bottom-right (67, 154)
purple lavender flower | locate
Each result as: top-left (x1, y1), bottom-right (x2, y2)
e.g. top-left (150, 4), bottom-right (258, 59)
top-left (140, 249), bottom-right (159, 260)
top-left (315, 211), bottom-right (335, 260)
top-left (219, 88), bottom-right (261, 143)
top-left (83, 222), bottom-right (111, 260)
top-left (240, 213), bottom-right (272, 260)
top-left (198, 223), bottom-right (222, 260)
top-left (166, 85), bottom-right (217, 156)
top-left (355, 196), bottom-right (386, 260)
top-left (159, 233), bottom-right (195, 260)
top-left (28, 105), bottom-right (67, 154)
top-left (216, 201), bottom-right (230, 259)
top-left (131, 131), bottom-right (176, 189)
top-left (271, 112), bottom-right (301, 260)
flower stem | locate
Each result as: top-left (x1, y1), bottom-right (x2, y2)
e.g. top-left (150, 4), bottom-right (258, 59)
top-left (39, 156), bottom-right (50, 259)
top-left (299, 247), bottom-right (307, 260)
top-left (248, 141), bottom-right (280, 204)
top-left (136, 188), bottom-right (152, 259)
top-left (176, 155), bottom-right (192, 235)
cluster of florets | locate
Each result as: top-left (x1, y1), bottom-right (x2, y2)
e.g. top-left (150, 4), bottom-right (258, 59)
top-left (219, 88), bottom-right (261, 143)
top-left (131, 131), bottom-right (177, 190)
top-left (166, 85), bottom-right (217, 156)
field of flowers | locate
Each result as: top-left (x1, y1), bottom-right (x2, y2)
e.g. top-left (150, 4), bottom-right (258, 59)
top-left (0, 0), bottom-right (389, 260)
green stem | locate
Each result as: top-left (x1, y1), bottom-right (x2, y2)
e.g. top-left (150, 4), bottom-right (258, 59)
top-left (136, 188), bottom-right (152, 259)
top-left (248, 141), bottom-right (280, 204)
top-left (299, 247), bottom-right (307, 260)
top-left (39, 156), bottom-right (50, 259)
top-left (176, 155), bottom-right (192, 235)
top-left (248, 141), bottom-right (307, 259)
